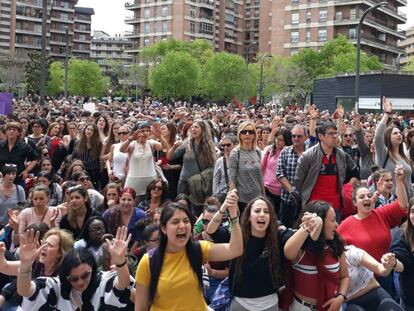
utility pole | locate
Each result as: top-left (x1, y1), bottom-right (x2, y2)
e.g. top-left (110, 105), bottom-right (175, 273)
top-left (40, 0), bottom-right (47, 105)
top-left (64, 26), bottom-right (69, 99)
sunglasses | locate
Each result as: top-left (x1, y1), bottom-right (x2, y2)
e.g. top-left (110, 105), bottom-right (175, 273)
top-left (152, 186), bottom-right (163, 191)
top-left (118, 132), bottom-right (129, 135)
top-left (66, 271), bottom-right (92, 283)
top-left (79, 177), bottom-right (89, 182)
top-left (221, 143), bottom-right (232, 148)
top-left (291, 134), bottom-right (303, 139)
top-left (240, 130), bottom-right (255, 135)
top-left (202, 219), bottom-right (211, 225)
top-left (343, 134), bottom-right (353, 138)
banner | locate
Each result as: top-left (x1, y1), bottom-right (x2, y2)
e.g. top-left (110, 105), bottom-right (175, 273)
top-left (0, 92), bottom-right (12, 115)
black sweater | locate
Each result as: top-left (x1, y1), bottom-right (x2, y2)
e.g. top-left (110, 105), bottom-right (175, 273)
top-left (391, 228), bottom-right (414, 307)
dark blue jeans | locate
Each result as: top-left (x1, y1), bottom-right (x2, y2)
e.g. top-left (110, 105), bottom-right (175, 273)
top-left (346, 286), bottom-right (402, 311)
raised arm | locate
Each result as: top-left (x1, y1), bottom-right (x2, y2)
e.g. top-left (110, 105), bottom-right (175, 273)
top-left (0, 242), bottom-right (20, 276)
top-left (375, 96), bottom-right (392, 167)
top-left (17, 229), bottom-right (47, 298)
top-left (208, 190), bottom-right (243, 262)
top-left (106, 226), bottom-right (132, 290)
top-left (395, 165), bottom-right (408, 210)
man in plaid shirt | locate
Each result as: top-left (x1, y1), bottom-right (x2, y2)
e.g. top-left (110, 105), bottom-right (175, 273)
top-left (276, 125), bottom-right (308, 227)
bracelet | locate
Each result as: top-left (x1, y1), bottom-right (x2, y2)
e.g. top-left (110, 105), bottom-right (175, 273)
top-left (300, 224), bottom-right (311, 234)
top-left (335, 292), bottom-right (347, 302)
top-left (219, 208), bottom-right (226, 215)
top-left (115, 259), bottom-right (127, 268)
top-left (230, 216), bottom-right (239, 225)
top-left (384, 112), bottom-right (391, 115)
top-left (18, 267), bottom-right (32, 276)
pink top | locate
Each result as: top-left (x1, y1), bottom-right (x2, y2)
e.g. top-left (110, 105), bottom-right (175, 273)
top-left (261, 147), bottom-right (282, 196)
top-left (18, 207), bottom-right (61, 234)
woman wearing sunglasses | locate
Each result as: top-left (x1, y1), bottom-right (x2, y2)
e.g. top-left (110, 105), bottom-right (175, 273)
top-left (229, 121), bottom-right (265, 214)
top-left (137, 179), bottom-right (168, 219)
top-left (16, 227), bottom-right (134, 310)
top-left (106, 125), bottom-right (129, 182)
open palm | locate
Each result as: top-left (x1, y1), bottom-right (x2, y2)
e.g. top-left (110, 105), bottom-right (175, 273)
top-left (106, 226), bottom-right (131, 265)
top-left (19, 229), bottom-right (46, 265)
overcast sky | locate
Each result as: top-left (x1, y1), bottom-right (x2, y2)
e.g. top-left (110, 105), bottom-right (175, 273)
top-left (78, 0), bottom-right (414, 36)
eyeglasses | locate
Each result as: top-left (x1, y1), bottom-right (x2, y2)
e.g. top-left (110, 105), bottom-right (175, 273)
top-left (240, 130), bottom-right (255, 135)
top-left (151, 186), bottom-right (163, 191)
top-left (325, 132), bottom-right (338, 137)
top-left (118, 132), bottom-right (129, 135)
top-left (66, 271), bottom-right (92, 283)
top-left (343, 134), bottom-right (352, 138)
top-left (221, 143), bottom-right (232, 148)
top-left (292, 135), bottom-right (304, 139)
top-left (79, 177), bottom-right (89, 182)
top-left (4, 163), bottom-right (17, 168)
top-left (202, 219), bottom-right (211, 225)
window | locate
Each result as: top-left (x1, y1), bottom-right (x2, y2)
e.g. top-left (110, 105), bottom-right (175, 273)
top-left (306, 11), bottom-right (311, 23)
top-left (144, 22), bottom-right (150, 33)
top-left (144, 8), bottom-right (150, 18)
top-left (200, 22), bottom-right (213, 33)
top-left (349, 28), bottom-right (356, 39)
top-left (319, 9), bottom-right (327, 22)
top-left (292, 0), bottom-right (300, 4)
top-left (144, 38), bottom-right (150, 46)
top-left (350, 8), bottom-right (356, 19)
top-left (318, 29), bottom-right (327, 41)
top-left (154, 21), bottom-right (158, 33)
top-left (162, 21), bottom-right (168, 32)
top-left (162, 6), bottom-right (168, 17)
top-left (335, 11), bottom-right (342, 21)
top-left (190, 22), bottom-right (195, 32)
top-left (291, 48), bottom-right (299, 55)
top-left (190, 6), bottom-right (196, 17)
top-left (306, 30), bottom-right (311, 42)
top-left (291, 31), bottom-right (299, 43)
top-left (291, 12), bottom-right (299, 25)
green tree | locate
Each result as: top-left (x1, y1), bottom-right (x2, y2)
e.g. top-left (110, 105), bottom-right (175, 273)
top-left (200, 52), bottom-right (248, 102)
top-left (403, 56), bottom-right (414, 72)
top-left (149, 51), bottom-right (199, 99)
top-left (47, 61), bottom-right (64, 95)
top-left (25, 52), bottom-right (45, 95)
top-left (68, 59), bottom-right (109, 96)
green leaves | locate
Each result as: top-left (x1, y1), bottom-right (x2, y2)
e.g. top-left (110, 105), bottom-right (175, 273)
top-left (47, 61), bottom-right (64, 95)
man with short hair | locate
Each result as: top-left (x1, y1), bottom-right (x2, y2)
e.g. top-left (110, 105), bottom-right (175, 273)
top-left (294, 121), bottom-right (358, 221)
top-left (276, 125), bottom-right (308, 227)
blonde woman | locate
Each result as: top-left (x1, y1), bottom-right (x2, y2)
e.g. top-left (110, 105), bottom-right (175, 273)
top-left (229, 121), bottom-right (264, 214)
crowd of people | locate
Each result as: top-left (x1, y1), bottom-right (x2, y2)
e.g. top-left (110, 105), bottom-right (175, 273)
top-left (0, 95), bottom-right (413, 311)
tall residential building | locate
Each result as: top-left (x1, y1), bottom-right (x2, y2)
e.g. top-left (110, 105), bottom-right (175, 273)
top-left (0, 0), bottom-right (93, 59)
top-left (124, 0), bottom-right (245, 55)
top-left (399, 26), bottom-right (414, 65)
top-left (91, 30), bottom-right (133, 73)
top-left (73, 6), bottom-right (94, 59)
top-left (260, 0), bottom-right (407, 68)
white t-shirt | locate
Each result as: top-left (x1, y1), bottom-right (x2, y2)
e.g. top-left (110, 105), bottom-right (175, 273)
top-left (345, 245), bottom-right (373, 297)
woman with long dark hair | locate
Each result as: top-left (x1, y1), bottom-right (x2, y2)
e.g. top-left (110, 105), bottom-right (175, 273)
top-left (72, 123), bottom-right (102, 190)
top-left (36, 171), bottom-right (63, 206)
top-left (229, 196), bottom-right (282, 311)
top-left (135, 190), bottom-right (243, 310)
top-left (137, 179), bottom-right (168, 219)
top-left (284, 200), bottom-right (350, 311)
top-left (16, 227), bottom-right (133, 310)
top-left (375, 97), bottom-right (412, 196)
top-left (261, 128), bottom-right (292, 215)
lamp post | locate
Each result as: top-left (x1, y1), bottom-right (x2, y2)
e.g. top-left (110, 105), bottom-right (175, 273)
top-left (355, 1), bottom-right (387, 112)
top-left (243, 41), bottom-right (257, 107)
top-left (258, 54), bottom-right (272, 108)
top-left (40, 0), bottom-right (47, 105)
top-left (64, 26), bottom-right (69, 99)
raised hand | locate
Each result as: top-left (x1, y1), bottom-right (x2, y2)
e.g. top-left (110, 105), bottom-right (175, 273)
top-left (50, 208), bottom-right (59, 228)
top-left (395, 165), bottom-right (405, 183)
top-left (19, 229), bottom-right (46, 267)
top-left (383, 96), bottom-right (392, 114)
top-left (7, 209), bottom-right (19, 232)
top-left (308, 105), bottom-right (319, 120)
top-left (225, 190), bottom-right (239, 218)
top-left (105, 226), bottom-right (131, 265)
top-left (336, 104), bottom-right (345, 119)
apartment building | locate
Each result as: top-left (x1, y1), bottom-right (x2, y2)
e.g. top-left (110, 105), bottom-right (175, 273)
top-left (399, 25), bottom-right (414, 65)
top-left (260, 0), bottom-right (407, 68)
top-left (73, 6), bottom-right (94, 59)
top-left (124, 0), bottom-right (245, 55)
top-left (91, 30), bottom-right (133, 73)
top-left (0, 0), bottom-right (93, 59)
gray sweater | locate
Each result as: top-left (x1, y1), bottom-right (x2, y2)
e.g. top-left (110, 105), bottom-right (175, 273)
top-left (375, 120), bottom-right (412, 197)
top-left (355, 129), bottom-right (375, 180)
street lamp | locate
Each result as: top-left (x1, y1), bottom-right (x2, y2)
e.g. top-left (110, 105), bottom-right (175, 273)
top-left (355, 1), bottom-right (387, 112)
top-left (258, 54), bottom-right (272, 108)
top-left (64, 26), bottom-right (69, 99)
top-left (243, 41), bottom-right (257, 107)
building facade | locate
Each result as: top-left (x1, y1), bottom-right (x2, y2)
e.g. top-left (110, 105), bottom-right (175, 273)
top-left (91, 30), bottom-right (133, 73)
top-left (124, 0), bottom-right (245, 55)
top-left (260, 0), bottom-right (407, 68)
top-left (399, 25), bottom-right (414, 65)
top-left (0, 0), bottom-right (93, 59)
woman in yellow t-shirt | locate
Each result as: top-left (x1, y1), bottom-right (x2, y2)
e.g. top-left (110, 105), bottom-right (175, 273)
top-left (135, 190), bottom-right (242, 311)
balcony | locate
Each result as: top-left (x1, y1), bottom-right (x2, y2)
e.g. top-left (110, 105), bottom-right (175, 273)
top-left (125, 1), bottom-right (141, 10)
top-left (125, 16), bottom-right (140, 24)
top-left (348, 34), bottom-right (404, 54)
top-left (16, 0), bottom-right (42, 7)
top-left (124, 30), bottom-right (140, 39)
